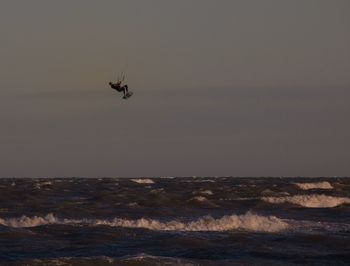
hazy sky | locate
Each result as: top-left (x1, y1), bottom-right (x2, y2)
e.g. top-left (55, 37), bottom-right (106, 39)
top-left (1, 0), bottom-right (350, 177)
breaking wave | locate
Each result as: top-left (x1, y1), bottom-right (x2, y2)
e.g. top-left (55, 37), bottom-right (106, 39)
top-left (33, 181), bottom-right (53, 190)
top-left (191, 196), bottom-right (208, 202)
top-left (262, 194), bottom-right (350, 208)
top-left (295, 182), bottom-right (333, 190)
top-left (121, 254), bottom-right (197, 265)
top-left (131, 178), bottom-right (155, 184)
top-left (27, 255), bottom-right (196, 266)
top-left (0, 212), bottom-right (288, 233)
top-left (0, 213), bottom-right (59, 228)
top-left (193, 190), bottom-right (213, 195)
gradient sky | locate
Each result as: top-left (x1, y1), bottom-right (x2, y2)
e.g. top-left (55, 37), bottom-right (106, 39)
top-left (1, 0), bottom-right (350, 177)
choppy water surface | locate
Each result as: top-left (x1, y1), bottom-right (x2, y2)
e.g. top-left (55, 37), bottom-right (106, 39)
top-left (0, 177), bottom-right (349, 265)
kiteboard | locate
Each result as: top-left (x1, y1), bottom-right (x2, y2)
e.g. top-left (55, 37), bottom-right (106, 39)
top-left (123, 91), bottom-right (133, 99)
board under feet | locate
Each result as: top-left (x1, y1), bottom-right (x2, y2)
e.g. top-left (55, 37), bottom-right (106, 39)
top-left (123, 92), bottom-right (133, 99)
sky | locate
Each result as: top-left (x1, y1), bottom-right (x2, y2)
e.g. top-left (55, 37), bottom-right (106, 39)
top-left (1, 0), bottom-right (350, 177)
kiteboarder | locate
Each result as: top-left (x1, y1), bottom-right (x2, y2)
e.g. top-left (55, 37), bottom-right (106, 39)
top-left (109, 81), bottom-right (129, 96)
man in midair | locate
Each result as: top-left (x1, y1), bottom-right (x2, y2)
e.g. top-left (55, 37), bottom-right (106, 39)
top-left (109, 81), bottom-right (129, 96)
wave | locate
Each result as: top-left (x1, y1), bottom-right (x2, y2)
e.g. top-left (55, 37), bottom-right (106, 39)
top-left (190, 196), bottom-right (208, 202)
top-left (131, 178), bottom-right (155, 184)
top-left (22, 256), bottom-right (116, 265)
top-left (262, 194), bottom-right (350, 208)
top-left (34, 181), bottom-right (53, 189)
top-left (295, 182), bottom-right (333, 190)
top-left (0, 213), bottom-right (59, 228)
top-left (150, 188), bottom-right (164, 194)
top-left (121, 254), bottom-right (197, 265)
top-left (193, 190), bottom-right (214, 195)
top-left (0, 212), bottom-right (288, 233)
top-left (183, 179), bottom-right (216, 183)
top-left (195, 179), bottom-right (216, 183)
top-left (23, 255), bottom-right (196, 266)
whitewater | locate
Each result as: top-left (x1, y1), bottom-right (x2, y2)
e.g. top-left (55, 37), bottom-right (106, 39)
top-left (0, 177), bottom-right (349, 265)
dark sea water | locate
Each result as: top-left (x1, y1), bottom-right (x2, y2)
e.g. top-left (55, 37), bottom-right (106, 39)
top-left (0, 177), bottom-right (349, 265)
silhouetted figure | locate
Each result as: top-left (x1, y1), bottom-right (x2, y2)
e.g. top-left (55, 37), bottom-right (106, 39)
top-left (109, 81), bottom-right (129, 96)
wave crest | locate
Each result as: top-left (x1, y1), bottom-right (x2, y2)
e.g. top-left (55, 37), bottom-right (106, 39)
top-left (190, 196), bottom-right (208, 202)
top-left (262, 194), bottom-right (350, 208)
top-left (0, 213), bottom-right (58, 228)
top-left (295, 182), bottom-right (333, 190)
top-left (131, 179), bottom-right (154, 184)
top-left (0, 212), bottom-right (288, 233)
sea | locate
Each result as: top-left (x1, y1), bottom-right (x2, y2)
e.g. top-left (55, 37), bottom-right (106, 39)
top-left (0, 177), bottom-right (349, 266)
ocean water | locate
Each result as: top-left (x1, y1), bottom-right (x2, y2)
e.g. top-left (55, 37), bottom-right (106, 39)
top-left (0, 177), bottom-right (349, 265)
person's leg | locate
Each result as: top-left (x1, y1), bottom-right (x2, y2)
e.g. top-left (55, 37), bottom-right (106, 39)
top-left (124, 85), bottom-right (129, 94)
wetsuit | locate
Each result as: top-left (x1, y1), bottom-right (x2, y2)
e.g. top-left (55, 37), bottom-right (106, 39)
top-left (110, 83), bottom-right (128, 96)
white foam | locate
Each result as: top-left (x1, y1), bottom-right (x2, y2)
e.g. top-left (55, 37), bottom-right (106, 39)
top-left (295, 182), bottom-right (333, 190)
top-left (196, 179), bottom-right (216, 183)
top-left (192, 190), bottom-right (214, 196)
top-left (185, 179), bottom-right (216, 183)
top-left (191, 196), bottom-right (208, 202)
top-left (121, 254), bottom-right (196, 265)
top-left (34, 181), bottom-right (53, 189)
top-left (0, 212), bottom-right (288, 232)
top-left (200, 190), bottom-right (214, 195)
top-left (262, 194), bottom-right (350, 208)
top-left (95, 212), bottom-right (288, 232)
top-left (0, 213), bottom-right (59, 228)
top-left (131, 179), bottom-right (154, 184)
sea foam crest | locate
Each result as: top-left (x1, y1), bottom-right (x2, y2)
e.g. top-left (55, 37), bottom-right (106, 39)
top-left (193, 190), bottom-right (213, 196)
top-left (191, 196), bottom-right (208, 202)
top-left (262, 194), bottom-right (350, 208)
top-left (121, 254), bottom-right (196, 265)
top-left (0, 213), bottom-right (58, 228)
top-left (95, 212), bottom-right (288, 232)
top-left (0, 212), bottom-right (288, 232)
top-left (131, 179), bottom-right (154, 184)
top-left (295, 182), bottom-right (333, 190)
